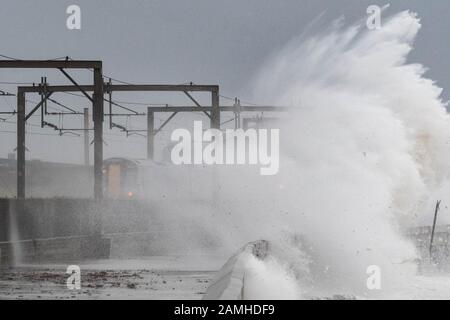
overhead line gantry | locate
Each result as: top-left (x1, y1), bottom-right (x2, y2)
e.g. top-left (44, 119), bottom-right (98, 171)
top-left (1, 60), bottom-right (288, 200)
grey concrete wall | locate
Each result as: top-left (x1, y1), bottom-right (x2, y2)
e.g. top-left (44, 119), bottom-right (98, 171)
top-left (0, 197), bottom-right (222, 265)
top-left (0, 198), bottom-right (158, 243)
top-left (0, 198), bottom-right (208, 264)
top-left (0, 198), bottom-right (109, 265)
top-left (0, 198), bottom-right (101, 241)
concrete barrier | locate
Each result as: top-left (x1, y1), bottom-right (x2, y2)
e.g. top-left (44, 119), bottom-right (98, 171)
top-left (0, 198), bottom-right (219, 264)
top-left (203, 240), bottom-right (269, 300)
top-left (0, 198), bottom-right (116, 265)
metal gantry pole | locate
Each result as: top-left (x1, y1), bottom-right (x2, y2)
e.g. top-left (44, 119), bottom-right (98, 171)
top-left (17, 91), bottom-right (26, 198)
top-left (147, 107), bottom-right (154, 160)
top-left (83, 108), bottom-right (90, 166)
top-left (93, 68), bottom-right (104, 200)
top-left (211, 86), bottom-right (220, 129)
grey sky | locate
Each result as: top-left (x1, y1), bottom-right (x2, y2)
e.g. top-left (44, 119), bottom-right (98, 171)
top-left (0, 0), bottom-right (449, 163)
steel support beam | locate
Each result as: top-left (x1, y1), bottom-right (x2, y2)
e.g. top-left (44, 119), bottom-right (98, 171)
top-left (147, 107), bottom-right (154, 160)
top-left (211, 87), bottom-right (220, 129)
top-left (184, 91), bottom-right (210, 119)
top-left (143, 106), bottom-right (289, 112)
top-left (155, 112), bottom-right (178, 135)
top-left (25, 92), bottom-right (53, 121)
top-left (106, 84), bottom-right (218, 92)
top-left (84, 108), bottom-right (90, 166)
top-left (93, 68), bottom-right (104, 199)
top-left (17, 84), bottom-right (219, 93)
top-left (17, 91), bottom-right (25, 198)
top-left (59, 68), bottom-right (94, 103)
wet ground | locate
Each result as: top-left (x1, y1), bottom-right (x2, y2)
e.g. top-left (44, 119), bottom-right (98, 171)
top-left (3, 256), bottom-right (450, 299)
top-left (0, 256), bottom-right (222, 300)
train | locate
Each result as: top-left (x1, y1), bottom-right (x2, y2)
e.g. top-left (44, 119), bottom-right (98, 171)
top-left (102, 157), bottom-right (217, 201)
